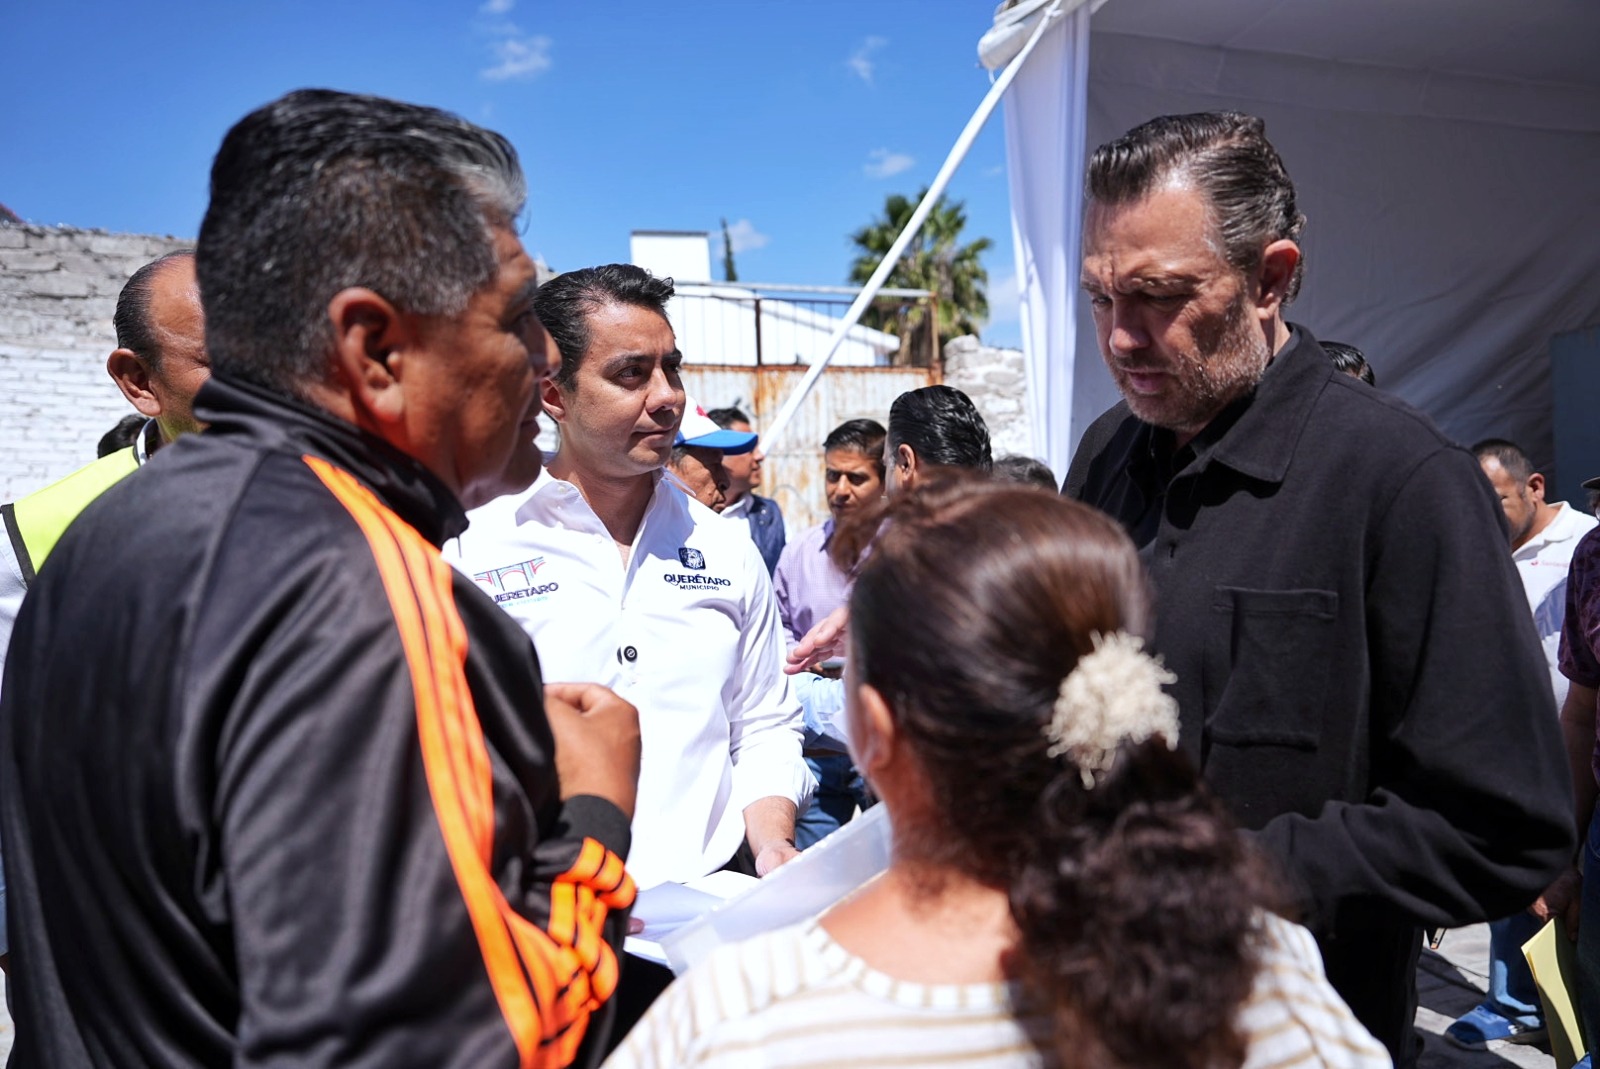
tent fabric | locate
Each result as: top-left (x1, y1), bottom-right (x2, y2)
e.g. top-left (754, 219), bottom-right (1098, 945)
top-left (1084, 0), bottom-right (1600, 115)
top-left (1063, 32), bottom-right (1600, 485)
top-left (999, 3), bottom-right (1095, 479)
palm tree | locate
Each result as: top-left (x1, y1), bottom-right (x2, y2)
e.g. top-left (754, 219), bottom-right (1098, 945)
top-left (849, 189), bottom-right (992, 366)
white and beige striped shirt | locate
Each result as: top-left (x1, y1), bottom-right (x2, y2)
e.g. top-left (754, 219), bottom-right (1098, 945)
top-left (603, 913), bottom-right (1388, 1069)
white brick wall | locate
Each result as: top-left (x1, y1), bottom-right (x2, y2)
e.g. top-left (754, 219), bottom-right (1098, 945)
top-left (942, 333), bottom-right (1036, 463)
top-left (0, 224), bottom-right (192, 501)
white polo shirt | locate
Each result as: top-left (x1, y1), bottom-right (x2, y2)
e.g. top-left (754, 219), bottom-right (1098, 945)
top-left (448, 468), bottom-right (811, 889)
top-left (1515, 500), bottom-right (1598, 709)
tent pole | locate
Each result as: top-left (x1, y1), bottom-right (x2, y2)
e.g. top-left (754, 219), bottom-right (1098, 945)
top-left (759, 0), bottom-right (1068, 452)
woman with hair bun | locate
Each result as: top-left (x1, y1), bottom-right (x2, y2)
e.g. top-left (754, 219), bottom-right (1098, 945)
top-left (606, 475), bottom-right (1386, 1069)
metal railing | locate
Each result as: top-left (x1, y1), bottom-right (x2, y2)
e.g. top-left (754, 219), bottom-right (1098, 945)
top-left (667, 282), bottom-right (940, 369)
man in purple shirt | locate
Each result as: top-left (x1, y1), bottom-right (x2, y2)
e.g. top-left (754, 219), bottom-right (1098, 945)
top-left (773, 418), bottom-right (885, 847)
top-left (773, 419), bottom-right (885, 645)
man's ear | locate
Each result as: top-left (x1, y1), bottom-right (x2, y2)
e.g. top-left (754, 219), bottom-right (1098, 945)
top-left (325, 287), bottom-right (414, 431)
top-left (1252, 239), bottom-right (1301, 318)
top-left (540, 375), bottom-right (570, 427)
top-left (897, 443), bottom-right (916, 478)
top-left (1528, 471), bottom-right (1548, 504)
top-left (106, 349), bottom-right (161, 419)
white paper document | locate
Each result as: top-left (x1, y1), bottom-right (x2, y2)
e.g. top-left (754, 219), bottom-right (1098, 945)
top-left (620, 806), bottom-right (895, 973)
top-left (624, 870), bottom-right (760, 967)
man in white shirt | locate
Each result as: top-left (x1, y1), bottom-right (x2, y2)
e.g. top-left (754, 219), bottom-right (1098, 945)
top-left (1445, 438), bottom-right (1600, 1050)
top-left (1476, 439), bottom-right (1598, 708)
top-left (451, 263), bottom-right (811, 894)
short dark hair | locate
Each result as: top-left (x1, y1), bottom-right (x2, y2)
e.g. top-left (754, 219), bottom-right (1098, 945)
top-left (888, 385), bottom-right (992, 472)
top-left (113, 251), bottom-right (194, 370)
top-left (534, 264), bottom-right (675, 391)
top-left (1087, 112), bottom-right (1306, 303)
top-left (992, 454), bottom-right (1057, 490)
top-left (197, 89), bottom-right (525, 397)
top-left (706, 406), bottom-right (750, 430)
top-left (97, 414), bottom-right (147, 458)
top-left (1322, 341), bottom-right (1375, 387)
top-left (823, 418), bottom-right (887, 477)
top-left (1473, 438), bottom-right (1535, 483)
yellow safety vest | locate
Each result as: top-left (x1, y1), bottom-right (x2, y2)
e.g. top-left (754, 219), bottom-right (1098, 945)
top-left (1, 446), bottom-right (139, 585)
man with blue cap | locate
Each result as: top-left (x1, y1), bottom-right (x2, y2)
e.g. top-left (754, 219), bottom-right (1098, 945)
top-left (665, 400), bottom-right (758, 512)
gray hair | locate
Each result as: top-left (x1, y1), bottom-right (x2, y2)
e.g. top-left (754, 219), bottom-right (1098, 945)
top-left (1086, 112), bottom-right (1306, 303)
top-left (197, 89), bottom-right (526, 396)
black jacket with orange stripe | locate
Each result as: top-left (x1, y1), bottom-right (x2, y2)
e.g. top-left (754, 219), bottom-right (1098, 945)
top-left (0, 375), bottom-right (635, 1069)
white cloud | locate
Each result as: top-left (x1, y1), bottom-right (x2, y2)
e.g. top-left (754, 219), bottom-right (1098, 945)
top-left (863, 148), bottom-right (915, 180)
top-left (472, 0), bottom-right (550, 83)
top-left (719, 219), bottom-right (770, 256)
top-left (982, 164), bottom-right (1005, 178)
top-left (848, 36), bottom-right (887, 83)
top-left (481, 34), bottom-right (552, 81)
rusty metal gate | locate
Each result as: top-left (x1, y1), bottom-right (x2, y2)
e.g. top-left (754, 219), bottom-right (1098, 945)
top-left (682, 364), bottom-right (939, 533)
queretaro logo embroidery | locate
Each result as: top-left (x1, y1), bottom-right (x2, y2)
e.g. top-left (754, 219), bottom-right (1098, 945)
top-left (678, 547), bottom-right (706, 570)
top-left (472, 557), bottom-right (559, 605)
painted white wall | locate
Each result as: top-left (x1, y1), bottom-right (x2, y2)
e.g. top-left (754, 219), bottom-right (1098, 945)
top-left (629, 231), bottom-right (713, 283)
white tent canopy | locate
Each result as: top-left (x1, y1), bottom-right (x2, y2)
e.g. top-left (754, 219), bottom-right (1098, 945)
top-left (995, 0), bottom-right (1600, 495)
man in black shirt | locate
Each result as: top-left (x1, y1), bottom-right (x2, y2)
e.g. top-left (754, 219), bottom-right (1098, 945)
top-left (1065, 111), bottom-right (1571, 1066)
top-left (0, 90), bottom-right (640, 1068)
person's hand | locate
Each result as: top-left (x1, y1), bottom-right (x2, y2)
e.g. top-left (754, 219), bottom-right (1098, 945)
top-left (785, 605), bottom-right (849, 675)
top-left (743, 796), bottom-right (800, 874)
top-left (754, 839), bottom-right (800, 876)
top-left (1530, 866), bottom-right (1582, 940)
top-left (544, 682), bottom-right (640, 818)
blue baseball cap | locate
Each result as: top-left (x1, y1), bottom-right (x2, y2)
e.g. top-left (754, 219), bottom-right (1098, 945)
top-left (675, 399), bottom-right (758, 454)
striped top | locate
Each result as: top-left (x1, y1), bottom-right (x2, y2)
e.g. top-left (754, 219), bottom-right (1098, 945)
top-left (603, 914), bottom-right (1387, 1069)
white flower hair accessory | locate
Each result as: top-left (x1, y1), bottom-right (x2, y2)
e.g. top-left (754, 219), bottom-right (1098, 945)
top-left (1045, 631), bottom-right (1180, 788)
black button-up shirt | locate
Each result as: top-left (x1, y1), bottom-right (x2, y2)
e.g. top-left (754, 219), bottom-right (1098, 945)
top-left (1066, 327), bottom-right (1571, 1050)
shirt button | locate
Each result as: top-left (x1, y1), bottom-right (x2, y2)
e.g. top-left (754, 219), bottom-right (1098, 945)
top-left (621, 645), bottom-right (639, 663)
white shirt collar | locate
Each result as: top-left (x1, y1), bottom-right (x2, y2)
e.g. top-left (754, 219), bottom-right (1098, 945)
top-left (1518, 501), bottom-right (1594, 558)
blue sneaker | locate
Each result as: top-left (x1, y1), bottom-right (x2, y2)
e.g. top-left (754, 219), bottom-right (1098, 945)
top-left (1444, 1004), bottom-right (1548, 1049)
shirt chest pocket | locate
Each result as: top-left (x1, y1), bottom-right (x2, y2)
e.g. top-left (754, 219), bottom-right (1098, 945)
top-left (1206, 587), bottom-right (1338, 749)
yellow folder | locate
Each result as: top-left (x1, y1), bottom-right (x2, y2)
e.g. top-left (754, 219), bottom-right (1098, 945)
top-left (1523, 918), bottom-right (1590, 1069)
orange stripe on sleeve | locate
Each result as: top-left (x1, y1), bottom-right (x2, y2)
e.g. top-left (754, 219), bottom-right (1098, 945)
top-left (595, 851), bottom-right (628, 897)
top-left (393, 513), bottom-right (497, 857)
top-left (549, 880), bottom-right (578, 950)
top-left (303, 456), bottom-right (635, 1068)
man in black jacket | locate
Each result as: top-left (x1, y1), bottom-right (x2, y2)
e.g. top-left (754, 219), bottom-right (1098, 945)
top-left (1064, 111), bottom-right (1571, 1065)
top-left (0, 90), bottom-right (640, 1068)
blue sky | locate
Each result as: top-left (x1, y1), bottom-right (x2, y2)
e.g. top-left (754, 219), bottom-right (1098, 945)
top-left (2, 0), bottom-right (1022, 346)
